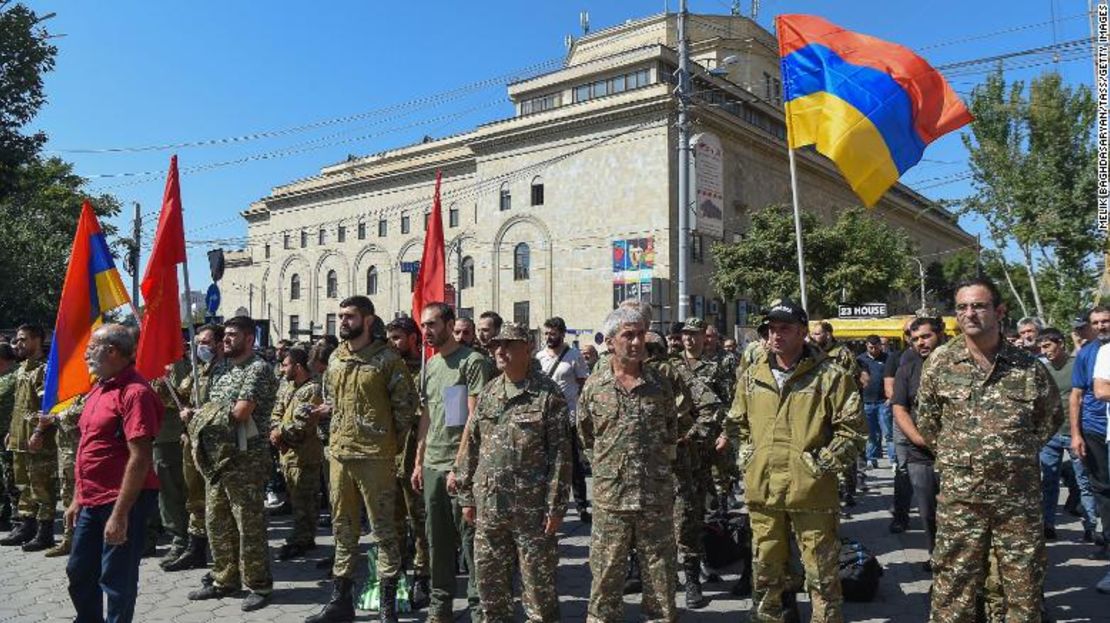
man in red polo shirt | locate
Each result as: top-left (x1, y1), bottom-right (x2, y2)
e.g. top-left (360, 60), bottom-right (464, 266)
top-left (64, 324), bottom-right (162, 623)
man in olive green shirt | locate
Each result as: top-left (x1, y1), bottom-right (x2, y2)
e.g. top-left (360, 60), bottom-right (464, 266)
top-left (412, 302), bottom-right (494, 623)
top-left (0, 342), bottom-right (18, 532)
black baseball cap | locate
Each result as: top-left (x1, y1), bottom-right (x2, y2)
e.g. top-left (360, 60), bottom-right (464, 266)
top-left (759, 298), bottom-right (808, 330)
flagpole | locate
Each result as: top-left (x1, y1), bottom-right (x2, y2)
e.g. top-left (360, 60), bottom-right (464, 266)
top-left (181, 254), bottom-right (201, 406)
top-left (787, 147), bottom-right (809, 313)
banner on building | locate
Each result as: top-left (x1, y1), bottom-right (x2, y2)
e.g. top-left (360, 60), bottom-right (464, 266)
top-left (612, 236), bottom-right (655, 305)
top-left (690, 132), bottom-right (724, 239)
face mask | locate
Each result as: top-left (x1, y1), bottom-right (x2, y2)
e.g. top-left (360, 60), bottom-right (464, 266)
top-left (196, 345), bottom-right (215, 363)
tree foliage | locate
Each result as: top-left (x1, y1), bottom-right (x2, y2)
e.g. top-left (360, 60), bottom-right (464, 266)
top-left (959, 67), bottom-right (1099, 323)
top-left (711, 205), bottom-right (914, 319)
top-left (0, 2), bottom-right (56, 196)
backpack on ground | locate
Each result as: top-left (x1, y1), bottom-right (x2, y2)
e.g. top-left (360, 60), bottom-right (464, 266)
top-left (837, 538), bottom-right (883, 602)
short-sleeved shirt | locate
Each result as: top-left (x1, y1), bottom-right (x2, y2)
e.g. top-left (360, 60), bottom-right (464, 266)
top-left (1048, 356), bottom-right (1075, 436)
top-left (890, 349), bottom-right (933, 463)
top-left (1073, 340), bottom-right (1109, 437)
top-left (421, 345), bottom-right (493, 471)
top-left (76, 366), bottom-right (162, 507)
top-left (882, 349), bottom-right (901, 380)
top-left (534, 345), bottom-right (590, 415)
top-left (857, 352), bottom-right (887, 402)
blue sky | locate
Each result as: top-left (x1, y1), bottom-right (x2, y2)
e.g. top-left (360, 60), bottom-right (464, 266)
top-left (26, 0), bottom-right (1096, 291)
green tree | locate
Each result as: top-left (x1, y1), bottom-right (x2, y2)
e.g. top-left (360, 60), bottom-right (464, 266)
top-left (711, 205), bottom-right (914, 319)
top-left (0, 158), bottom-right (122, 328)
top-left (959, 68), bottom-right (1099, 323)
top-left (0, 2), bottom-right (57, 195)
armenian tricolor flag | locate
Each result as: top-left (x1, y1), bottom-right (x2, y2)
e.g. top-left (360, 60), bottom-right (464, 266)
top-left (43, 201), bottom-right (131, 412)
top-left (777, 14), bottom-right (973, 206)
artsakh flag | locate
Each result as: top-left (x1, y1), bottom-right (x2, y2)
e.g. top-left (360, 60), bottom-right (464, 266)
top-left (42, 201), bottom-right (132, 412)
top-left (136, 155), bottom-right (186, 380)
top-left (412, 171), bottom-right (445, 359)
top-left (777, 14), bottom-right (972, 206)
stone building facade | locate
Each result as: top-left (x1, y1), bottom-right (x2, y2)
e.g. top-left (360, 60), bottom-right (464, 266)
top-left (218, 12), bottom-right (974, 345)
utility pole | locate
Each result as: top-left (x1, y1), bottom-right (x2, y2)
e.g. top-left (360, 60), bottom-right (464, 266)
top-left (676, 0), bottom-right (691, 321)
top-left (909, 257), bottom-right (926, 313)
top-left (130, 202), bottom-right (142, 306)
top-left (456, 240), bottom-right (463, 310)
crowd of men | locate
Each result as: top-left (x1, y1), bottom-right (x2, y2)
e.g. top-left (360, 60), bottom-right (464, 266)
top-left (0, 275), bottom-right (1108, 622)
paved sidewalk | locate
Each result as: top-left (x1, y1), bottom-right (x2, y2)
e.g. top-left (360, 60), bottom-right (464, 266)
top-left (0, 463), bottom-right (1106, 621)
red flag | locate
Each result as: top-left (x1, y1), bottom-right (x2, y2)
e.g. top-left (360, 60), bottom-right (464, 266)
top-left (412, 171), bottom-right (446, 355)
top-left (136, 155), bottom-right (187, 379)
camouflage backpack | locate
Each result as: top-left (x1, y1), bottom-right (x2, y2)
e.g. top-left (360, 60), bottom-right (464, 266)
top-left (187, 400), bottom-right (238, 483)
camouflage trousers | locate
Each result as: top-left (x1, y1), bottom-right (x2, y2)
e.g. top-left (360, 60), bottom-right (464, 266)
top-left (330, 457), bottom-right (399, 580)
top-left (57, 449), bottom-right (76, 522)
top-left (587, 505), bottom-right (676, 623)
top-left (154, 441), bottom-right (188, 547)
top-left (0, 450), bottom-right (16, 515)
top-left (749, 507), bottom-right (842, 623)
top-left (711, 443), bottom-right (738, 498)
top-left (474, 508), bottom-right (560, 623)
top-left (394, 474), bottom-right (429, 576)
top-left (13, 450), bottom-right (58, 521)
top-left (673, 465), bottom-right (706, 563)
top-left (205, 451), bottom-right (273, 593)
top-left (182, 436), bottom-right (207, 537)
top-left (280, 456), bottom-right (321, 547)
top-left (929, 496), bottom-right (1045, 623)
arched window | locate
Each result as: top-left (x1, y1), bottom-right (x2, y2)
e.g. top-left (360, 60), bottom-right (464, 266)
top-left (499, 182), bottom-right (511, 211)
top-left (513, 243), bottom-right (530, 281)
top-left (326, 270), bottom-right (338, 298)
top-left (290, 274), bottom-right (301, 300)
top-left (461, 256), bottom-right (475, 290)
top-left (530, 176), bottom-right (544, 206)
top-left (366, 265), bottom-right (378, 295)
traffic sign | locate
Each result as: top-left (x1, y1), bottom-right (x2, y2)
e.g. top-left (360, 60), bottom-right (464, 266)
top-left (205, 283), bottom-right (221, 315)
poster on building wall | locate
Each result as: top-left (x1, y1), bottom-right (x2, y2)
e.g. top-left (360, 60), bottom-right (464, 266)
top-left (691, 132), bottom-right (724, 239)
top-left (612, 236), bottom-right (655, 305)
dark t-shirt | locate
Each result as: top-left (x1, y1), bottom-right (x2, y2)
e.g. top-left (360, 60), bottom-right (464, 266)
top-left (883, 349), bottom-right (901, 380)
top-left (857, 352), bottom-right (887, 402)
top-left (891, 349), bottom-right (933, 464)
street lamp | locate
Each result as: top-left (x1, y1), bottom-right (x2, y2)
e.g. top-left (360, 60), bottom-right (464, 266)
top-left (909, 257), bottom-right (926, 314)
top-left (707, 54), bottom-right (740, 77)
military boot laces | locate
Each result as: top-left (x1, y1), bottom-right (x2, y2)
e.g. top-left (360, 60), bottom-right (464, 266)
top-left (304, 577), bottom-right (355, 623)
top-left (0, 517), bottom-right (36, 546)
top-left (20, 519), bottom-right (55, 553)
top-left (684, 559), bottom-right (708, 609)
top-left (378, 577), bottom-right (399, 623)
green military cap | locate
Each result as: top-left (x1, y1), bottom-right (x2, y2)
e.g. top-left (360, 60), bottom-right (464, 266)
top-left (489, 322), bottom-right (530, 343)
top-left (681, 317), bottom-right (707, 333)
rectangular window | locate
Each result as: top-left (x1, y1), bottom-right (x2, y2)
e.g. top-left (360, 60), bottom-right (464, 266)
top-left (763, 72), bottom-right (773, 101)
top-left (401, 213), bottom-right (410, 234)
top-left (499, 189), bottom-right (511, 212)
top-left (378, 219), bottom-right (387, 237)
top-left (318, 229), bottom-right (326, 245)
top-left (289, 315), bottom-right (300, 338)
top-left (459, 307), bottom-right (474, 320)
top-left (531, 183), bottom-right (544, 207)
top-left (592, 80), bottom-right (608, 98)
top-left (300, 231), bottom-right (307, 248)
top-left (513, 301), bottom-right (530, 328)
top-left (449, 206), bottom-right (459, 228)
top-left (337, 225), bottom-right (346, 243)
top-left (574, 84), bottom-right (591, 103)
top-left (773, 78), bottom-right (782, 105)
top-left (611, 74), bottom-right (626, 94)
top-left (264, 244), bottom-right (271, 259)
top-left (283, 233), bottom-right (291, 250)
top-left (357, 221), bottom-right (366, 240)
top-left (691, 233), bottom-right (704, 263)
top-left (326, 313), bottom-right (337, 336)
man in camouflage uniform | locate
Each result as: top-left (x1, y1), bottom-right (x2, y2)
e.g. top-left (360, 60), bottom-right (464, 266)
top-left (42, 393), bottom-right (85, 557)
top-left (458, 323), bottom-right (572, 623)
top-left (1, 325), bottom-right (57, 551)
top-left (269, 345), bottom-right (323, 560)
top-left (917, 278), bottom-right (1064, 623)
top-left (306, 296), bottom-right (418, 623)
top-left (670, 317), bottom-right (728, 608)
top-left (578, 305), bottom-right (685, 623)
top-left (809, 320), bottom-right (865, 508)
top-left (726, 300), bottom-right (866, 623)
top-left (0, 342), bottom-right (18, 532)
top-left (384, 317), bottom-right (431, 607)
top-left (151, 357), bottom-right (191, 565)
top-left (164, 324), bottom-right (225, 571)
top-left (187, 316), bottom-right (279, 612)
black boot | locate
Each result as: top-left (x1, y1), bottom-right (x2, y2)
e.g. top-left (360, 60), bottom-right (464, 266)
top-left (0, 501), bottom-right (11, 532)
top-left (379, 577), bottom-right (398, 623)
top-left (411, 574), bottom-right (430, 609)
top-left (159, 542), bottom-right (188, 569)
top-left (304, 577), bottom-right (355, 623)
top-left (163, 536), bottom-right (208, 571)
top-left (684, 559), bottom-right (708, 609)
top-left (623, 553), bottom-right (642, 594)
top-left (21, 519), bottom-right (55, 553)
top-left (0, 517), bottom-right (36, 546)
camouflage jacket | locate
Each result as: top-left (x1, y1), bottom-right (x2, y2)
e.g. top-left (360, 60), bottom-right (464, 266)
top-left (270, 378), bottom-right (324, 466)
top-left (324, 339), bottom-right (418, 461)
top-left (824, 341), bottom-right (861, 379)
top-left (206, 353), bottom-right (279, 455)
top-left (916, 339), bottom-right (1064, 503)
top-left (6, 356), bottom-right (49, 453)
top-left (577, 360), bottom-right (683, 511)
top-left (0, 368), bottom-right (15, 439)
top-left (456, 370), bottom-right (571, 519)
top-left (672, 353), bottom-right (732, 425)
top-left (725, 344), bottom-right (866, 512)
top-left (177, 359), bottom-right (227, 408)
top-left (153, 358), bottom-right (191, 444)
top-left (55, 393), bottom-right (85, 456)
